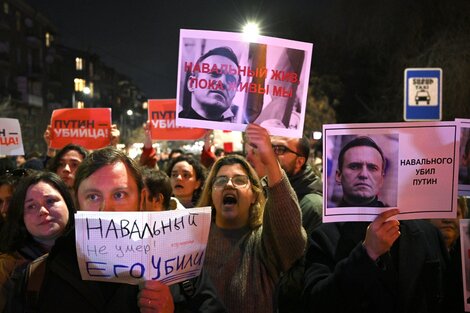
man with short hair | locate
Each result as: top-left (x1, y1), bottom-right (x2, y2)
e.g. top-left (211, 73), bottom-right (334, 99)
top-left (179, 46), bottom-right (241, 122)
top-left (141, 168), bottom-right (184, 211)
top-left (249, 135), bottom-right (323, 233)
top-left (34, 147), bottom-right (226, 313)
top-left (335, 136), bottom-right (386, 207)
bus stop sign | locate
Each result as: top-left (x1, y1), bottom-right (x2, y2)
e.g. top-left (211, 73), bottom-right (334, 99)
top-left (404, 68), bottom-right (442, 121)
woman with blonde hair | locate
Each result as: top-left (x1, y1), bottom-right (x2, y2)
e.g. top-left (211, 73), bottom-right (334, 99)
top-left (198, 124), bottom-right (306, 313)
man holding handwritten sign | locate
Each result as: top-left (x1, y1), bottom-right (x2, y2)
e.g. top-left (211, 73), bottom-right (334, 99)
top-left (34, 147), bottom-right (225, 312)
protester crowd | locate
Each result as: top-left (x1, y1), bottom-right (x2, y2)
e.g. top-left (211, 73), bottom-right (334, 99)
top-left (0, 121), bottom-right (468, 313)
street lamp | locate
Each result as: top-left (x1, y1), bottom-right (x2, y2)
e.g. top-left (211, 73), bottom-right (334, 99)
top-left (242, 22), bottom-right (260, 42)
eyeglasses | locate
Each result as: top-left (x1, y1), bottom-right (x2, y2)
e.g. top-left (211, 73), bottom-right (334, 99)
top-left (271, 145), bottom-right (303, 157)
top-left (213, 175), bottom-right (249, 189)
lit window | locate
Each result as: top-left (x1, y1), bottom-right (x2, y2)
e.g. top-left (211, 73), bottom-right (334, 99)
top-left (77, 101), bottom-right (85, 109)
top-left (75, 57), bottom-right (83, 70)
top-left (45, 32), bottom-right (53, 47)
top-left (89, 82), bottom-right (94, 96)
top-left (74, 78), bottom-right (86, 92)
top-left (3, 2), bottom-right (9, 14)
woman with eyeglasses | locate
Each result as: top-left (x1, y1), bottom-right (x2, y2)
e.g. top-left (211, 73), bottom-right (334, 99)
top-left (197, 123), bottom-right (306, 313)
top-left (0, 171), bottom-right (75, 311)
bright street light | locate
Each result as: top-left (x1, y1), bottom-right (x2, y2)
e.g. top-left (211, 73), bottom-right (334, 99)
top-left (242, 22), bottom-right (260, 42)
top-left (127, 109), bottom-right (133, 116)
top-left (83, 86), bottom-right (91, 95)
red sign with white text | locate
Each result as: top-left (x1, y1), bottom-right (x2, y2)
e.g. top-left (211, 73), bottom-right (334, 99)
top-left (50, 108), bottom-right (112, 150)
top-left (148, 99), bottom-right (206, 140)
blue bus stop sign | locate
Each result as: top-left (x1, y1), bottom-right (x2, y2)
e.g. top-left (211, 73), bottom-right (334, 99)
top-left (404, 68), bottom-right (442, 121)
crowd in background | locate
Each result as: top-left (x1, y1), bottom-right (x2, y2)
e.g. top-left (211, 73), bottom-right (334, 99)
top-left (0, 121), bottom-right (468, 313)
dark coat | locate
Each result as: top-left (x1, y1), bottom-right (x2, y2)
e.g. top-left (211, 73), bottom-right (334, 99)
top-left (303, 220), bottom-right (449, 313)
top-left (288, 164), bottom-right (323, 234)
top-left (8, 229), bottom-right (226, 313)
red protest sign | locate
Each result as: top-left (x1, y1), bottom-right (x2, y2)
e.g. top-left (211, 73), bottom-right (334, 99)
top-left (148, 99), bottom-right (206, 140)
top-left (50, 108), bottom-right (112, 150)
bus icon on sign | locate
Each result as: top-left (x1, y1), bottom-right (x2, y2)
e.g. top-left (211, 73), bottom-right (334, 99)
top-left (415, 90), bottom-right (430, 105)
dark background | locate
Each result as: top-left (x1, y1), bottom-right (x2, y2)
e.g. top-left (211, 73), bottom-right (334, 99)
top-left (22, 0), bottom-right (470, 125)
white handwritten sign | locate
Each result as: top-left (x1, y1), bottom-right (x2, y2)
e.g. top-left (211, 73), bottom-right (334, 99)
top-left (75, 207), bottom-right (212, 285)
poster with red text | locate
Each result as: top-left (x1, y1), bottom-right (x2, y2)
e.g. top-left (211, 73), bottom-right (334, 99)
top-left (176, 29), bottom-right (313, 138)
top-left (148, 99), bottom-right (206, 140)
top-left (50, 108), bottom-right (112, 150)
top-left (0, 118), bottom-right (24, 155)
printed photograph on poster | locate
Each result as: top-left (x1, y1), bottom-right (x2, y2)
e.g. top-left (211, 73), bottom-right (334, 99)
top-left (0, 118), bottom-right (24, 156)
top-left (460, 219), bottom-right (470, 312)
top-left (327, 133), bottom-right (399, 209)
top-left (176, 29), bottom-right (313, 138)
top-left (323, 121), bottom-right (459, 222)
top-left (457, 119), bottom-right (470, 196)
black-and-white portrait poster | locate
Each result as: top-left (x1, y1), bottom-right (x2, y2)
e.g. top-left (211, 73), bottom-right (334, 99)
top-left (324, 121), bottom-right (459, 222)
top-left (176, 29), bottom-right (313, 138)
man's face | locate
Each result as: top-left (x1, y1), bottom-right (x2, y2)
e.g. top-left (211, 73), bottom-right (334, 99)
top-left (336, 146), bottom-right (384, 205)
top-left (57, 150), bottom-right (84, 188)
top-left (270, 137), bottom-right (304, 176)
top-left (77, 162), bottom-right (139, 211)
top-left (188, 55), bottom-right (240, 118)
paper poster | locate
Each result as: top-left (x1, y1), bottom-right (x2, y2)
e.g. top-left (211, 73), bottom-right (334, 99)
top-left (457, 119), bottom-right (470, 196)
top-left (74, 207), bottom-right (211, 285)
top-left (176, 29), bottom-right (313, 138)
top-left (148, 99), bottom-right (206, 140)
top-left (0, 118), bottom-right (24, 155)
top-left (323, 121), bottom-right (459, 222)
top-left (460, 219), bottom-right (470, 312)
top-left (50, 108), bottom-right (112, 150)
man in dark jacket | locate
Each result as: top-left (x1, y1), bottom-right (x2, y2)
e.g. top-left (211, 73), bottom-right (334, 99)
top-left (247, 135), bottom-right (323, 233)
top-left (302, 209), bottom-right (450, 313)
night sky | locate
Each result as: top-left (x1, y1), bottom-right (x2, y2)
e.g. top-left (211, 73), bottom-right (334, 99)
top-left (24, 0), bottom-right (309, 99)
